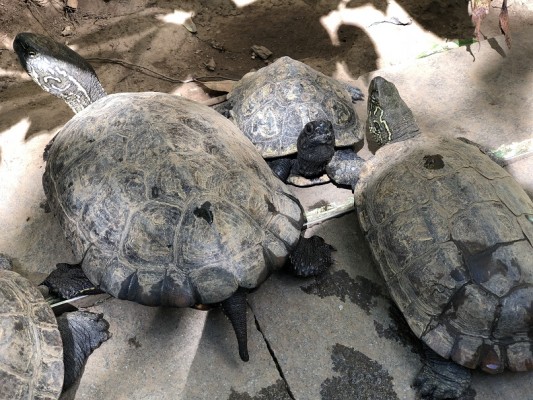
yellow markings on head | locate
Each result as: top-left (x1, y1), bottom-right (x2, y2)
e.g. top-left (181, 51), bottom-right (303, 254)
top-left (369, 104), bottom-right (392, 144)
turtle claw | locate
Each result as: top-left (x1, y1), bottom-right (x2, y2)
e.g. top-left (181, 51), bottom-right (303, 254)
top-left (221, 287), bottom-right (249, 362)
top-left (413, 347), bottom-right (473, 399)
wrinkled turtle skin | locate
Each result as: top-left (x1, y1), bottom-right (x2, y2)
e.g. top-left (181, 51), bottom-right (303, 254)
top-left (355, 134), bottom-right (533, 373)
top-left (0, 268), bottom-right (64, 400)
top-left (43, 92), bottom-right (304, 307)
top-left (226, 56), bottom-right (363, 158)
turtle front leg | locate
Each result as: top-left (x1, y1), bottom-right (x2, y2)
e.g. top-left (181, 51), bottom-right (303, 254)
top-left (221, 287), bottom-right (249, 362)
top-left (267, 158), bottom-right (295, 182)
top-left (287, 235), bottom-right (334, 277)
top-left (57, 311), bottom-right (110, 393)
top-left (326, 148), bottom-right (365, 190)
top-left (43, 263), bottom-right (102, 299)
top-left (413, 345), bottom-right (473, 399)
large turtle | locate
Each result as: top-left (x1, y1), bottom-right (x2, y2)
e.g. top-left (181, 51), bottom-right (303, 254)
top-left (13, 32), bottom-right (333, 362)
top-left (0, 253), bottom-right (109, 400)
top-left (218, 56), bottom-right (365, 186)
top-left (353, 76), bottom-right (533, 398)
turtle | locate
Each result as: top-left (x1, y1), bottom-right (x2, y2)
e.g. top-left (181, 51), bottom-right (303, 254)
top-left (352, 76), bottom-right (533, 398)
top-left (13, 32), bottom-right (333, 362)
top-left (217, 56), bottom-right (365, 186)
top-left (0, 253), bottom-right (110, 400)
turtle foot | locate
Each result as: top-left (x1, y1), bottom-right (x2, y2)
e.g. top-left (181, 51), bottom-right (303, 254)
top-left (221, 287), bottom-right (249, 362)
top-left (287, 235), bottom-right (334, 277)
top-left (57, 311), bottom-right (110, 391)
top-left (43, 263), bottom-right (101, 299)
top-left (413, 347), bottom-right (473, 399)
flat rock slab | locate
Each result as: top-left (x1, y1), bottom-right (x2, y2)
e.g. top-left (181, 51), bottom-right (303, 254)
top-left (75, 298), bottom-right (287, 399)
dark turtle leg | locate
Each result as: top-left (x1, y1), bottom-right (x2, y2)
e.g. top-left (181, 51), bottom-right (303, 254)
top-left (342, 83), bottom-right (365, 103)
top-left (43, 263), bottom-right (102, 299)
top-left (267, 158), bottom-right (295, 182)
top-left (413, 345), bottom-right (473, 399)
top-left (221, 287), bottom-right (249, 362)
top-left (326, 148), bottom-right (366, 190)
top-left (57, 311), bottom-right (110, 394)
top-left (212, 101), bottom-right (232, 118)
top-left (287, 235), bottom-right (335, 277)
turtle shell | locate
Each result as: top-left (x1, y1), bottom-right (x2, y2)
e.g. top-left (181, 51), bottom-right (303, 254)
top-left (227, 56), bottom-right (363, 157)
top-left (44, 92), bottom-right (303, 307)
top-left (354, 135), bottom-right (533, 373)
top-left (0, 269), bottom-right (64, 400)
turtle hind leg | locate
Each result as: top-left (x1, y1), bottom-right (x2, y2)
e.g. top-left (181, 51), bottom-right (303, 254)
top-left (221, 287), bottom-right (249, 362)
top-left (57, 311), bottom-right (110, 392)
top-left (287, 235), bottom-right (334, 277)
top-left (414, 345), bottom-right (474, 399)
top-left (43, 263), bottom-right (101, 299)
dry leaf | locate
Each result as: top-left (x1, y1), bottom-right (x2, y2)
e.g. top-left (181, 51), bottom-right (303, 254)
top-left (470, 0), bottom-right (490, 43)
top-left (499, 0), bottom-right (511, 49)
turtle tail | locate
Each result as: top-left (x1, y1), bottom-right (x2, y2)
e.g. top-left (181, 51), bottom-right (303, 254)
top-left (221, 287), bottom-right (249, 362)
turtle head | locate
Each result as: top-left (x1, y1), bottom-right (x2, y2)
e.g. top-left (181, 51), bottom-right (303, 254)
top-left (13, 32), bottom-right (106, 113)
top-left (367, 76), bottom-right (419, 146)
top-left (295, 120), bottom-right (335, 178)
top-left (298, 120), bottom-right (335, 150)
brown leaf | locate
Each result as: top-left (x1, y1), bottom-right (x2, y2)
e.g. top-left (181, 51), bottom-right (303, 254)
top-left (499, 0), bottom-right (512, 49)
top-left (470, 0), bottom-right (490, 43)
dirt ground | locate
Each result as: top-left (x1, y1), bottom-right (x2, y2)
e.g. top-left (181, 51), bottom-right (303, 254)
top-left (1, 0), bottom-right (532, 140)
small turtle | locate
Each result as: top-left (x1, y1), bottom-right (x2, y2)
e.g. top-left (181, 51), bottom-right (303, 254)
top-left (14, 32), bottom-right (333, 362)
top-left (218, 56), bottom-right (365, 186)
top-left (352, 76), bottom-right (533, 398)
top-left (0, 253), bottom-right (110, 400)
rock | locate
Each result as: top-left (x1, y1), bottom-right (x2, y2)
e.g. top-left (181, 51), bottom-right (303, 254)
top-left (61, 26), bottom-right (74, 36)
top-left (210, 40), bottom-right (225, 51)
top-left (251, 45), bottom-right (272, 60)
top-left (205, 58), bottom-right (216, 71)
top-left (66, 0), bottom-right (78, 10)
top-left (183, 17), bottom-right (197, 34)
